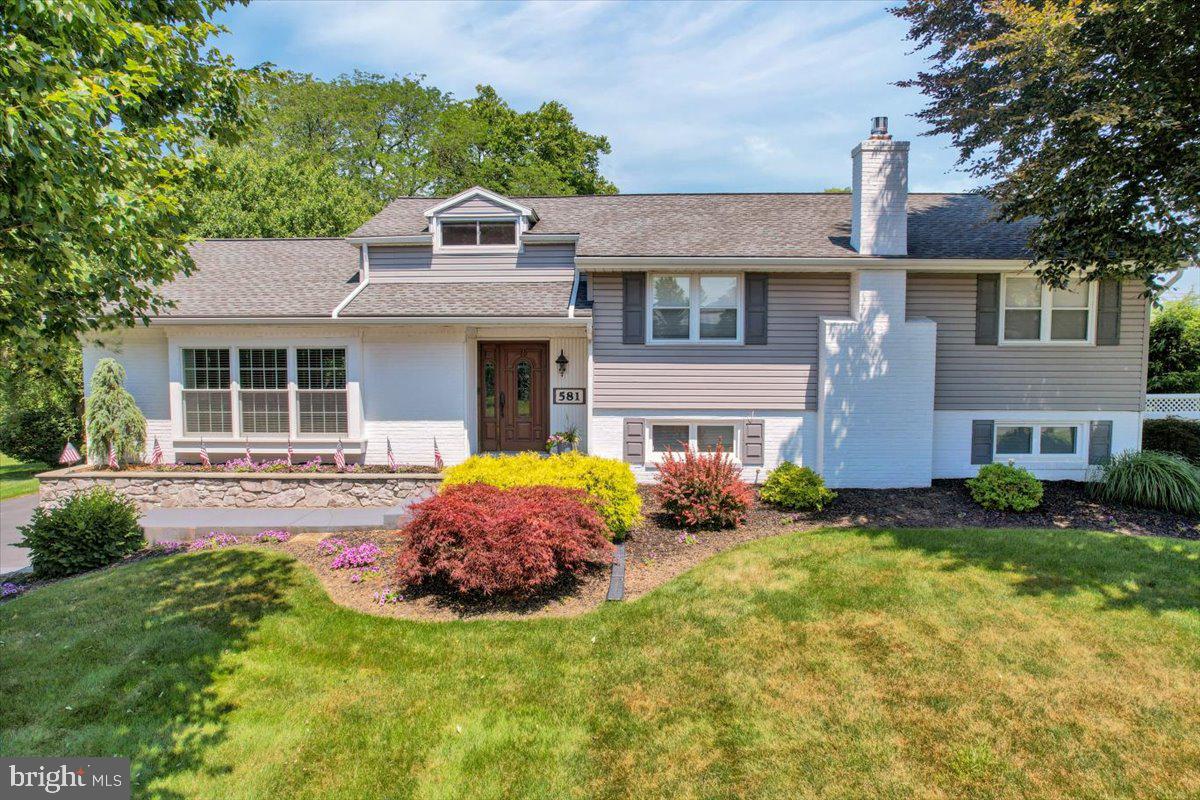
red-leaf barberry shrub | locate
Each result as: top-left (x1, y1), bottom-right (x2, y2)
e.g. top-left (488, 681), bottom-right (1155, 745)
top-left (396, 484), bottom-right (614, 598)
top-left (652, 444), bottom-right (754, 530)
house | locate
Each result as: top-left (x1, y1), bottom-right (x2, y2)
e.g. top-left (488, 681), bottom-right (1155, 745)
top-left (84, 118), bottom-right (1149, 488)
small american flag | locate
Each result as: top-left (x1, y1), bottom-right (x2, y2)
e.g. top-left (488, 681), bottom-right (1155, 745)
top-left (287, 439), bottom-right (294, 466)
top-left (59, 441), bottom-right (82, 465)
top-left (386, 437), bottom-right (397, 471)
top-left (244, 440), bottom-right (252, 461)
top-left (433, 437), bottom-right (444, 469)
top-left (334, 440), bottom-right (346, 470)
top-left (199, 439), bottom-right (210, 467)
top-left (107, 441), bottom-right (119, 470)
top-left (149, 437), bottom-right (163, 465)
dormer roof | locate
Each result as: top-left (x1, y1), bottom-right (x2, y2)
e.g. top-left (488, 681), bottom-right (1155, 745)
top-left (421, 186), bottom-right (538, 222)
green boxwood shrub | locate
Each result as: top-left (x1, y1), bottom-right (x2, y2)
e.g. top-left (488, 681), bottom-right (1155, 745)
top-left (966, 463), bottom-right (1044, 511)
top-left (441, 452), bottom-right (641, 539)
top-left (759, 462), bottom-right (836, 511)
top-left (1142, 417), bottom-right (1200, 465)
top-left (18, 488), bottom-right (145, 578)
top-left (1087, 450), bottom-right (1200, 515)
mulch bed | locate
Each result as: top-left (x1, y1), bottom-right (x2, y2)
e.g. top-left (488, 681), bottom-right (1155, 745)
top-left (279, 531), bottom-right (612, 622)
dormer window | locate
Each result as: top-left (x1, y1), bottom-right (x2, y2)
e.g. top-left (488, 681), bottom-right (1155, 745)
top-left (440, 221), bottom-right (518, 247)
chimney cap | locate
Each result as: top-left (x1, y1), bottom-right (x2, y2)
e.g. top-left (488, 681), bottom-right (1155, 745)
top-left (870, 116), bottom-right (890, 138)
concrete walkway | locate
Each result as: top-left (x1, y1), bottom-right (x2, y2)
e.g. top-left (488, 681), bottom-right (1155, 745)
top-left (0, 494), bottom-right (38, 574)
top-left (0, 491), bottom-right (425, 576)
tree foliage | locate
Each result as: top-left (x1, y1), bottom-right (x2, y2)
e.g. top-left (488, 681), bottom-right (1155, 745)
top-left (0, 339), bottom-right (84, 465)
top-left (0, 0), bottom-right (255, 371)
top-left (189, 73), bottom-right (617, 238)
top-left (86, 359), bottom-right (146, 465)
top-left (893, 0), bottom-right (1199, 290)
top-left (1148, 294), bottom-right (1200, 392)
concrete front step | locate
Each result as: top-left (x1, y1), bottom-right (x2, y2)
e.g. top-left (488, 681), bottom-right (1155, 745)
top-left (140, 503), bottom-right (416, 540)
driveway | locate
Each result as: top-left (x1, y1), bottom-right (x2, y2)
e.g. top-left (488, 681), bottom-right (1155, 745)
top-left (0, 493), bottom-right (37, 574)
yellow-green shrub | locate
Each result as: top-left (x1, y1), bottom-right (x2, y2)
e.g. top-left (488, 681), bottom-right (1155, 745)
top-left (442, 452), bottom-right (641, 539)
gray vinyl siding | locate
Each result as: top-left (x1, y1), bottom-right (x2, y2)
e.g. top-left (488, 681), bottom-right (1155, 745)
top-left (369, 243), bottom-right (575, 280)
top-left (439, 196), bottom-right (520, 218)
top-left (906, 272), bottom-right (1149, 411)
top-left (592, 272), bottom-right (851, 410)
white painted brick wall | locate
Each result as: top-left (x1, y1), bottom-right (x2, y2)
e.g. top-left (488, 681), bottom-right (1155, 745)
top-left (818, 270), bottom-right (936, 488)
top-left (933, 410), bottom-right (1142, 481)
top-left (362, 330), bottom-right (469, 465)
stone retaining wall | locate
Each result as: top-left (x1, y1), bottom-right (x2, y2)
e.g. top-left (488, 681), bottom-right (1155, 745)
top-left (37, 468), bottom-right (442, 511)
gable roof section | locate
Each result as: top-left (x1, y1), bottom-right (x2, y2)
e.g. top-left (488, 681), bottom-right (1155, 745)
top-left (352, 192), bottom-right (1034, 260)
top-left (338, 281), bottom-right (574, 318)
top-left (423, 186), bottom-right (536, 220)
top-left (156, 238), bottom-right (361, 318)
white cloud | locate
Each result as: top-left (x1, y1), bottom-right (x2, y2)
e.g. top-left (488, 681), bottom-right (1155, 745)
top-left (215, 0), bottom-right (980, 193)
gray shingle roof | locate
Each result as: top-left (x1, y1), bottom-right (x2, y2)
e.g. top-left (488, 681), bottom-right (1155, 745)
top-left (340, 281), bottom-right (574, 317)
top-left (158, 239), bottom-right (360, 317)
top-left (352, 192), bottom-right (1034, 260)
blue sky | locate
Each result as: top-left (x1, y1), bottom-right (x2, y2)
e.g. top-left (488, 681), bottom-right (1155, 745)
top-left (213, 0), bottom-right (1197, 295)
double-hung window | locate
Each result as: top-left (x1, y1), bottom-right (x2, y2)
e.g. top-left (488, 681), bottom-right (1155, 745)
top-left (649, 422), bottom-right (738, 460)
top-left (239, 349), bottom-right (289, 434)
top-left (182, 349), bottom-right (232, 435)
top-left (1002, 276), bottom-right (1095, 343)
top-left (297, 348), bottom-right (348, 435)
top-left (995, 424), bottom-right (1080, 458)
top-left (649, 274), bottom-right (741, 343)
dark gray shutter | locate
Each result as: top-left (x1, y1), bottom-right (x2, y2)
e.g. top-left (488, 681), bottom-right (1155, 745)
top-left (1096, 279), bottom-right (1122, 346)
top-left (975, 274), bottom-right (1000, 345)
top-left (622, 272), bottom-right (646, 345)
top-left (742, 420), bottom-right (764, 466)
top-left (971, 420), bottom-right (994, 465)
top-left (744, 273), bottom-right (769, 345)
top-left (1089, 420), bottom-right (1113, 465)
top-left (623, 418), bottom-right (645, 464)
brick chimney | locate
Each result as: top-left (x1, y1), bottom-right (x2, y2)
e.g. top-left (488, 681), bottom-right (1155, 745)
top-left (850, 116), bottom-right (909, 256)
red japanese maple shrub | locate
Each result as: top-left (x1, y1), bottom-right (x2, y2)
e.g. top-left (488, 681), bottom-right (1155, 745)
top-left (395, 483), bottom-right (613, 598)
top-left (653, 443), bottom-right (754, 530)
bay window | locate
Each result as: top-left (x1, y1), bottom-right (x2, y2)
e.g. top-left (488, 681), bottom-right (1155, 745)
top-left (649, 274), bottom-right (741, 343)
top-left (1002, 276), bottom-right (1095, 343)
top-left (178, 346), bottom-right (349, 439)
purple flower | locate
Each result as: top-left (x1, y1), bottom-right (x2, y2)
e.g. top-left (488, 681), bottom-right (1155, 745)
top-left (253, 529), bottom-right (291, 544)
top-left (331, 542), bottom-right (383, 570)
top-left (1, 582), bottom-right (27, 599)
top-left (189, 531), bottom-right (239, 551)
top-left (155, 540), bottom-right (188, 554)
top-left (316, 537), bottom-right (348, 557)
top-left (372, 587), bottom-right (404, 605)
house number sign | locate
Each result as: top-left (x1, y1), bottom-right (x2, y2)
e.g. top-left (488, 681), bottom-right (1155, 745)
top-left (553, 388), bottom-right (586, 405)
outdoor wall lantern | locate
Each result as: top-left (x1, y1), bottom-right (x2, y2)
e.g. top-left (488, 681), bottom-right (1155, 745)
top-left (556, 349), bottom-right (569, 377)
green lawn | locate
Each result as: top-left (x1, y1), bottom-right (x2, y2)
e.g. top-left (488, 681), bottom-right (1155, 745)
top-left (1, 527), bottom-right (1198, 799)
top-left (0, 453), bottom-right (47, 500)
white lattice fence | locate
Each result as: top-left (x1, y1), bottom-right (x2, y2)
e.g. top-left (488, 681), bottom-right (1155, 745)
top-left (1145, 393), bottom-right (1200, 420)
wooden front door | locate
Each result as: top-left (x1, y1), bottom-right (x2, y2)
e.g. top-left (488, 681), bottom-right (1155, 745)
top-left (478, 342), bottom-right (549, 452)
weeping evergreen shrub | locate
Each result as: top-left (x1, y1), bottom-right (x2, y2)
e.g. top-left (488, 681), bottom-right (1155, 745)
top-left (86, 359), bottom-right (146, 466)
top-left (1087, 450), bottom-right (1200, 515)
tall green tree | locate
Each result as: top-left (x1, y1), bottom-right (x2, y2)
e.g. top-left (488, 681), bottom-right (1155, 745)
top-left (1148, 294), bottom-right (1200, 392)
top-left (894, 0), bottom-right (1199, 290)
top-left (86, 358), bottom-right (145, 465)
top-left (0, 0), bottom-right (256, 371)
top-left (189, 74), bottom-right (617, 238)
top-left (189, 146), bottom-right (383, 239)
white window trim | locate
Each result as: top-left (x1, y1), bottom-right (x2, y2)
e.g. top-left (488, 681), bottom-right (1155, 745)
top-left (993, 422), bottom-right (1084, 461)
top-left (646, 273), bottom-right (744, 345)
top-left (646, 419), bottom-right (742, 465)
top-left (999, 275), bottom-right (1098, 345)
top-left (431, 217), bottom-right (522, 254)
top-left (171, 339), bottom-right (360, 442)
